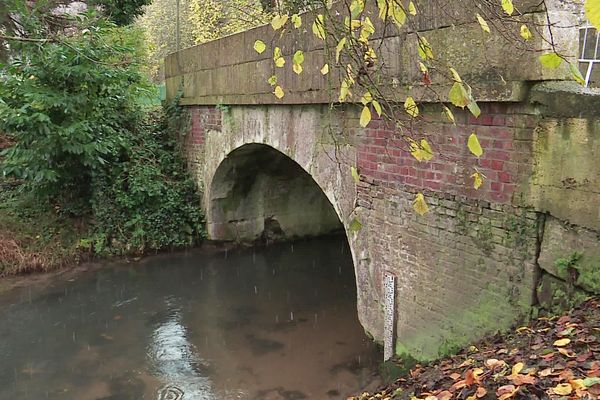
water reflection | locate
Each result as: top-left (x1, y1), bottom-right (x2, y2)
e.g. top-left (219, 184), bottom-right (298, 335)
top-left (0, 236), bottom-right (381, 399)
top-left (149, 299), bottom-right (214, 399)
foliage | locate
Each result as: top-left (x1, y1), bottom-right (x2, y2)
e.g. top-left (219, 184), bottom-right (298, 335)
top-left (0, 12), bottom-right (205, 265)
top-left (89, 108), bottom-right (205, 255)
top-left (248, 0), bottom-right (594, 219)
top-left (90, 0), bottom-right (152, 25)
top-left (0, 19), bottom-right (148, 199)
top-left (136, 0), bottom-right (271, 81)
top-left (351, 297), bottom-right (600, 399)
top-left (135, 0), bottom-right (197, 80)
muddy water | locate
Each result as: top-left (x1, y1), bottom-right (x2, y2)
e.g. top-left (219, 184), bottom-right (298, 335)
top-left (0, 236), bottom-right (381, 399)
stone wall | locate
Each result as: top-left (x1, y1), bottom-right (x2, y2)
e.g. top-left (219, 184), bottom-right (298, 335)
top-left (177, 96), bottom-right (592, 361)
top-left (167, 0), bottom-right (600, 362)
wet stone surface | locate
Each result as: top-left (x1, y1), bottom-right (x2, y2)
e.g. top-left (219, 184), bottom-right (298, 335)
top-left (0, 235), bottom-right (381, 399)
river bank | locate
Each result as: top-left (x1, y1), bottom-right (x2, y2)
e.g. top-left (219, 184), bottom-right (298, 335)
top-left (353, 296), bottom-right (600, 400)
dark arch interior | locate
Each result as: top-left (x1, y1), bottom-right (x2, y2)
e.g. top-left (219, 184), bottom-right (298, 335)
top-left (208, 144), bottom-right (343, 243)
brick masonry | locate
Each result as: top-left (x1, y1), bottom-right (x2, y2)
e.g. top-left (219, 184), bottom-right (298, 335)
top-left (179, 101), bottom-right (557, 361)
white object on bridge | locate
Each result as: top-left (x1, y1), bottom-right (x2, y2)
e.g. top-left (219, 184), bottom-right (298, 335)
top-left (383, 271), bottom-right (396, 361)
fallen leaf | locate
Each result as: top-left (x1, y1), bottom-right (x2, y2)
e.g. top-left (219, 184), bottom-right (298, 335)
top-left (553, 338), bottom-right (571, 347)
top-left (552, 383), bottom-right (572, 395)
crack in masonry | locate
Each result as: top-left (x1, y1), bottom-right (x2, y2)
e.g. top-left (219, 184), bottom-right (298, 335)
top-left (532, 212), bottom-right (548, 309)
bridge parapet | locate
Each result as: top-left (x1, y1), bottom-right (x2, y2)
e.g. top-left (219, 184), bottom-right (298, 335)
top-left (165, 0), bottom-right (576, 106)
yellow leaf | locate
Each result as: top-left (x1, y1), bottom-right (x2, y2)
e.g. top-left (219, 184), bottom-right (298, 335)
top-left (418, 37), bottom-right (434, 60)
top-left (420, 139), bottom-right (433, 161)
top-left (443, 106), bottom-right (456, 124)
top-left (271, 14), bottom-right (288, 30)
top-left (351, 166), bottom-right (360, 183)
top-left (468, 133), bottom-right (484, 157)
top-left (419, 62), bottom-right (428, 73)
top-left (312, 14), bottom-right (326, 40)
top-left (293, 63), bottom-right (303, 74)
top-left (552, 383), bottom-right (572, 396)
top-left (339, 79), bottom-right (352, 102)
top-left (449, 82), bottom-right (470, 108)
top-left (372, 100), bottom-right (382, 116)
top-left (413, 193), bottom-right (429, 216)
top-left (253, 40), bottom-right (266, 54)
top-left (520, 24), bottom-right (533, 40)
top-left (476, 13), bottom-right (491, 33)
top-left (404, 96), bottom-right (419, 118)
top-left (291, 14), bottom-right (302, 28)
top-left (360, 106), bottom-right (372, 127)
top-left (273, 85), bottom-right (284, 99)
top-left (409, 1), bottom-right (417, 15)
top-left (570, 379), bottom-right (585, 390)
top-left (502, 0), bottom-right (514, 15)
top-left (585, 0), bottom-right (600, 30)
top-left (449, 67), bottom-right (462, 83)
top-left (275, 57), bottom-right (285, 68)
top-left (553, 338), bottom-right (570, 347)
top-left (471, 171), bottom-right (485, 189)
top-left (336, 37), bottom-right (347, 63)
top-left (539, 53), bottom-right (563, 69)
top-left (360, 17), bottom-right (375, 40)
top-left (273, 46), bottom-right (282, 60)
top-left (390, 1), bottom-right (406, 27)
top-left (409, 138), bottom-right (433, 162)
top-left (267, 75), bottom-right (277, 86)
top-left (361, 91), bottom-right (373, 105)
top-left (511, 362), bottom-right (524, 375)
top-left (320, 63), bottom-right (329, 75)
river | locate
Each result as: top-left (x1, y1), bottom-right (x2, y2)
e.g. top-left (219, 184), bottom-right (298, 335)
top-left (0, 235), bottom-right (381, 399)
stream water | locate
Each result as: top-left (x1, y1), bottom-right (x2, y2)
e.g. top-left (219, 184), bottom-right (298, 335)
top-left (0, 236), bottom-right (381, 399)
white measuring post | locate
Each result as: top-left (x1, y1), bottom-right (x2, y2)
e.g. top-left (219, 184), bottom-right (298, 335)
top-left (383, 271), bottom-right (397, 361)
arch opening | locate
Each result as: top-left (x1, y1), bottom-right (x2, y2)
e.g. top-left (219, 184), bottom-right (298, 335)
top-left (207, 144), bottom-right (343, 243)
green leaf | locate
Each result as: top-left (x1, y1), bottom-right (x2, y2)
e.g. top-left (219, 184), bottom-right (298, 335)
top-left (585, 0), bottom-right (600, 30)
top-left (468, 133), bottom-right (484, 157)
top-left (449, 82), bottom-right (470, 108)
top-left (360, 106), bottom-right (372, 127)
top-left (539, 53), bottom-right (563, 69)
top-left (372, 100), bottom-right (382, 116)
top-left (583, 377), bottom-right (600, 388)
top-left (467, 100), bottom-right (481, 118)
top-left (351, 166), bottom-right (360, 183)
top-left (349, 218), bottom-right (363, 232)
top-left (253, 40), bottom-right (266, 54)
top-left (569, 63), bottom-right (585, 85)
top-left (267, 75), bottom-right (278, 86)
top-left (293, 50), bottom-right (304, 65)
top-left (501, 0), bottom-right (514, 15)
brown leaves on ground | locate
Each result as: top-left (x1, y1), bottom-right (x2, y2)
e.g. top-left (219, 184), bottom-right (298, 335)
top-left (350, 297), bottom-right (600, 400)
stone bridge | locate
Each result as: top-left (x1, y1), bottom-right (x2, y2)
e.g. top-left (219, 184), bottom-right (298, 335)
top-left (165, 1), bottom-right (600, 360)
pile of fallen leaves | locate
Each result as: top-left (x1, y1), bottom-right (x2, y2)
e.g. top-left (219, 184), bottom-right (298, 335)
top-left (352, 297), bottom-right (600, 400)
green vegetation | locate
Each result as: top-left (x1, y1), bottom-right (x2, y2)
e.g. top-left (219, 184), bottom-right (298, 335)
top-left (0, 4), bottom-right (204, 275)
